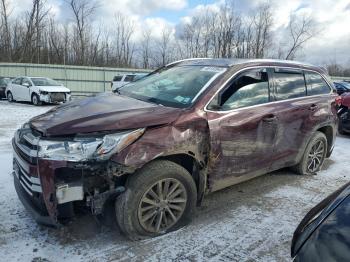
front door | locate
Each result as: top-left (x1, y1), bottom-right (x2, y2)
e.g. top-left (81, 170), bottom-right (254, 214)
top-left (19, 78), bottom-right (32, 101)
top-left (206, 68), bottom-right (278, 191)
top-left (11, 77), bottom-right (23, 100)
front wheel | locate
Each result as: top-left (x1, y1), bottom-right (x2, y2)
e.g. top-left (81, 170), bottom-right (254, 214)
top-left (115, 160), bottom-right (197, 240)
top-left (292, 131), bottom-right (328, 175)
top-left (31, 93), bottom-right (42, 106)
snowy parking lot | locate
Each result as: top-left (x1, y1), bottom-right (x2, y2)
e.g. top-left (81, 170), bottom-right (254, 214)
top-left (0, 100), bottom-right (349, 262)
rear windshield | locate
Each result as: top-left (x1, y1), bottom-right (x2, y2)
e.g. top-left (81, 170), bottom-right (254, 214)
top-left (31, 78), bottom-right (59, 86)
top-left (119, 66), bottom-right (226, 108)
top-left (113, 76), bottom-right (123, 82)
top-left (124, 75), bottom-right (136, 82)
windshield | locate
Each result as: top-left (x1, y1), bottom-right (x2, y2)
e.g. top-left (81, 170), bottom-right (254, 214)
top-left (31, 77), bottom-right (60, 86)
top-left (119, 66), bottom-right (226, 108)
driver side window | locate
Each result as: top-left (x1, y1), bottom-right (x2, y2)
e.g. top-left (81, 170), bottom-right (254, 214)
top-left (22, 78), bottom-right (32, 86)
top-left (210, 68), bottom-right (270, 111)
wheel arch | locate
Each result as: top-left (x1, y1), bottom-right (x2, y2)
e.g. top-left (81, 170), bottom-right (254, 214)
top-left (31, 91), bottom-right (39, 98)
top-left (125, 153), bottom-right (207, 206)
top-left (294, 124), bottom-right (335, 166)
top-left (317, 125), bottom-right (334, 157)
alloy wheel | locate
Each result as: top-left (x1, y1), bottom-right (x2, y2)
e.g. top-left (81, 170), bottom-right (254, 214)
top-left (32, 95), bottom-right (38, 105)
top-left (307, 139), bottom-right (325, 173)
top-left (138, 178), bottom-right (187, 233)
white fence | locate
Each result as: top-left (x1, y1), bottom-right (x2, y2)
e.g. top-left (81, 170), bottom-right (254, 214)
top-left (0, 63), bottom-right (151, 96)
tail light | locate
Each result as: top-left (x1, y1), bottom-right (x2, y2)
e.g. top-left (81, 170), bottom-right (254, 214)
top-left (335, 96), bottom-right (342, 106)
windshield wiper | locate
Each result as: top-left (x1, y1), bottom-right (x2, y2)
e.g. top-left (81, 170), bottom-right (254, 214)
top-left (145, 97), bottom-right (164, 106)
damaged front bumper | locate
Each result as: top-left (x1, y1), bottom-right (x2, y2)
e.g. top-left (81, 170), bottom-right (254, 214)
top-left (39, 92), bottom-right (71, 103)
top-left (12, 142), bottom-right (58, 226)
top-left (12, 129), bottom-right (128, 226)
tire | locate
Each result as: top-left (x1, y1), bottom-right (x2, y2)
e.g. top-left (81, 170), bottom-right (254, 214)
top-left (31, 93), bottom-right (42, 106)
top-left (338, 112), bottom-right (347, 135)
top-left (115, 160), bottom-right (197, 240)
top-left (7, 91), bottom-right (14, 102)
top-left (292, 131), bottom-right (328, 175)
top-left (338, 120), bottom-right (346, 135)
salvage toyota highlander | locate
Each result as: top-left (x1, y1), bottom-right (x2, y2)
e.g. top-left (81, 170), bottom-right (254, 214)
top-left (12, 59), bottom-right (338, 239)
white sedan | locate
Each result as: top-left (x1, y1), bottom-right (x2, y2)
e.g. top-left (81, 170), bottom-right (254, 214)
top-left (6, 77), bottom-right (71, 105)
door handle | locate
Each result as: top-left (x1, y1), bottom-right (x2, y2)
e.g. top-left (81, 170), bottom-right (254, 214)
top-left (309, 104), bottom-right (318, 111)
top-left (262, 114), bottom-right (277, 123)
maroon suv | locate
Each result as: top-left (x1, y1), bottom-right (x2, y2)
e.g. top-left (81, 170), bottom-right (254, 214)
top-left (12, 59), bottom-right (338, 239)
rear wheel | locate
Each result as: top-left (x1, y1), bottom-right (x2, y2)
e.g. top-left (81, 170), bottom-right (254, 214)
top-left (338, 111), bottom-right (348, 135)
top-left (115, 160), bottom-right (197, 240)
top-left (31, 93), bottom-right (42, 106)
top-left (7, 91), bottom-right (14, 102)
top-left (292, 131), bottom-right (327, 175)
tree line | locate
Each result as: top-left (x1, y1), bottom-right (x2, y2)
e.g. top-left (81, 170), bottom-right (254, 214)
top-left (0, 0), bottom-right (347, 75)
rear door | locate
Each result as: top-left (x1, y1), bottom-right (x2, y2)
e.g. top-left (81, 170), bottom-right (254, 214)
top-left (304, 70), bottom-right (335, 142)
top-left (206, 68), bottom-right (278, 190)
top-left (269, 68), bottom-right (316, 170)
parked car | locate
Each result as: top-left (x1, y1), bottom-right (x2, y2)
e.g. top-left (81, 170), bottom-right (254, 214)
top-left (291, 182), bottom-right (350, 261)
top-left (337, 92), bottom-right (350, 134)
top-left (333, 81), bottom-right (350, 95)
top-left (12, 59), bottom-right (338, 239)
top-left (6, 76), bottom-right (71, 105)
top-left (0, 77), bottom-right (11, 99)
top-left (111, 73), bottom-right (148, 91)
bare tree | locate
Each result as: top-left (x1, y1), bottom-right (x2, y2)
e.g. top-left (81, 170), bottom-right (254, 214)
top-left (140, 29), bottom-right (152, 68)
top-left (67, 0), bottom-right (98, 65)
top-left (19, 0), bottom-right (50, 63)
top-left (156, 27), bottom-right (172, 66)
top-left (0, 0), bottom-right (324, 69)
top-left (0, 0), bottom-right (12, 61)
top-left (113, 12), bottom-right (135, 67)
top-left (251, 3), bottom-right (273, 58)
top-left (284, 14), bottom-right (317, 60)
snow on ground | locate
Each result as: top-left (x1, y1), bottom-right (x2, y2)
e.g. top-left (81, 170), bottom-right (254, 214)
top-left (0, 99), bottom-right (349, 261)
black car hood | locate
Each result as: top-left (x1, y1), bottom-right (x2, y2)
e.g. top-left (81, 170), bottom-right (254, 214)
top-left (291, 182), bottom-right (350, 258)
top-left (30, 93), bottom-right (182, 136)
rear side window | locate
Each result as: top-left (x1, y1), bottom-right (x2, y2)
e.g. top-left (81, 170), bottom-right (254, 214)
top-left (274, 70), bottom-right (306, 100)
top-left (124, 75), bottom-right (135, 82)
top-left (305, 72), bottom-right (331, 96)
top-left (113, 76), bottom-right (123, 82)
top-left (217, 68), bottom-right (270, 110)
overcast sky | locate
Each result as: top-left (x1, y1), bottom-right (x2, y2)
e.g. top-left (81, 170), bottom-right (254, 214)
top-left (9, 0), bottom-right (350, 66)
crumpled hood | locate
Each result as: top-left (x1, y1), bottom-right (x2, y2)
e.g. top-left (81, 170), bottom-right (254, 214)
top-left (38, 86), bottom-right (71, 92)
top-left (30, 93), bottom-right (182, 136)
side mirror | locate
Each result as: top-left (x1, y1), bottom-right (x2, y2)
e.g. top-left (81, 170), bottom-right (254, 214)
top-left (22, 82), bottom-right (30, 87)
top-left (207, 94), bottom-right (222, 111)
